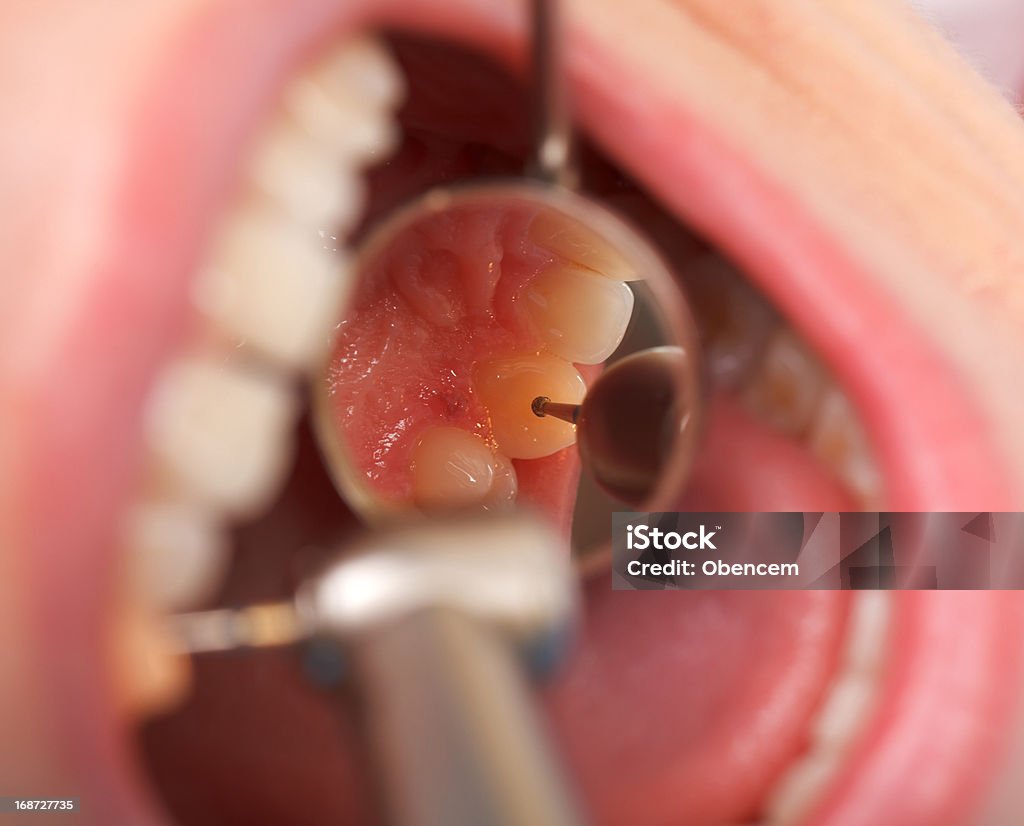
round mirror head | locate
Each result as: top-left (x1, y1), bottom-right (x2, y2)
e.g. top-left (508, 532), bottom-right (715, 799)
top-left (313, 181), bottom-right (702, 563)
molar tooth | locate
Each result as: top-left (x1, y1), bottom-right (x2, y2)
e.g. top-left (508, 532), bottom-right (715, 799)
top-left (523, 264), bottom-right (634, 364)
top-left (741, 329), bottom-right (827, 437)
top-left (684, 254), bottom-right (777, 388)
top-left (284, 37), bottom-right (404, 164)
top-left (145, 355), bottom-right (298, 517)
top-left (247, 120), bottom-right (365, 231)
top-left (194, 206), bottom-right (352, 371)
top-left (474, 353), bottom-right (586, 459)
top-left (308, 35), bottom-right (405, 112)
top-left (528, 212), bottom-right (641, 281)
top-left (808, 388), bottom-right (884, 507)
top-left (411, 426), bottom-right (499, 510)
top-left (124, 500), bottom-right (230, 612)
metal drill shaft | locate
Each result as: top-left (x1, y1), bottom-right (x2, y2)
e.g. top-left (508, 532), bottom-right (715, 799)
top-left (532, 395), bottom-right (581, 425)
top-left (168, 602), bottom-right (310, 654)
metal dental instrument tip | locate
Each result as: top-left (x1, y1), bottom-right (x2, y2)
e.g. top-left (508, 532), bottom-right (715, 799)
top-left (168, 601), bottom-right (311, 655)
top-left (532, 395), bottom-right (581, 424)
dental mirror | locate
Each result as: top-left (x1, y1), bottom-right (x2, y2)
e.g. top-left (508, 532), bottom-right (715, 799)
top-left (311, 182), bottom-right (703, 564)
top-left (311, 0), bottom-right (701, 564)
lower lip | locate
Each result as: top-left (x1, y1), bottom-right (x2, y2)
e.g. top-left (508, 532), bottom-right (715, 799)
top-left (9, 1), bottom-right (1024, 823)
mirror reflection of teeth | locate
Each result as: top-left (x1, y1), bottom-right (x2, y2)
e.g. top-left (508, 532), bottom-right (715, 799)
top-left (528, 211), bottom-right (642, 281)
top-left (522, 263), bottom-right (635, 364)
top-left (473, 353), bottom-right (587, 460)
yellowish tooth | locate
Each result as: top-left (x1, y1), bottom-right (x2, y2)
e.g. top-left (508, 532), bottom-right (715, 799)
top-left (808, 388), bottom-right (884, 507)
top-left (110, 598), bottom-right (191, 719)
top-left (741, 329), bottom-right (826, 437)
top-left (523, 265), bottom-right (634, 364)
top-left (528, 212), bottom-right (641, 281)
top-left (124, 500), bottom-right (229, 612)
top-left (193, 205), bottom-right (352, 371)
top-left (283, 37), bottom-right (404, 164)
top-left (474, 353), bottom-right (586, 459)
top-left (145, 355), bottom-right (298, 517)
top-left (411, 426), bottom-right (497, 509)
top-left (248, 120), bottom-right (365, 231)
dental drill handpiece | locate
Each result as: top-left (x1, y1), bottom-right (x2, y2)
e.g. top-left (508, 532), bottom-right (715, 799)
top-left (169, 514), bottom-right (589, 826)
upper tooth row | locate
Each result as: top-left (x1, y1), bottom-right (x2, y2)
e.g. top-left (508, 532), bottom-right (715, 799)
top-left (127, 36), bottom-right (405, 612)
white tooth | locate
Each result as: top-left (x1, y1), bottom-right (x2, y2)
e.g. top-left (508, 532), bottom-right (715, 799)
top-left (124, 500), bottom-right (229, 612)
top-left (247, 120), bottom-right (365, 231)
top-left (309, 36), bottom-right (405, 112)
top-left (765, 753), bottom-right (842, 826)
top-left (741, 328), bottom-right (827, 437)
top-left (844, 592), bottom-right (891, 674)
top-left (811, 675), bottom-right (875, 749)
top-left (284, 37), bottom-right (404, 164)
top-left (145, 355), bottom-right (298, 516)
top-left (523, 264), bottom-right (634, 364)
top-left (808, 388), bottom-right (884, 507)
top-left (193, 206), bottom-right (352, 371)
top-left (410, 426), bottom-right (497, 510)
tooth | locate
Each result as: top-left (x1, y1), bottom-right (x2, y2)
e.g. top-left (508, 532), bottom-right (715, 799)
top-left (110, 600), bottom-right (191, 718)
top-left (284, 37), bottom-right (404, 164)
top-left (844, 592), bottom-right (891, 674)
top-left (247, 120), bottom-right (365, 231)
top-left (765, 753), bottom-right (842, 825)
top-left (411, 426), bottom-right (500, 509)
top-left (124, 500), bottom-right (230, 612)
top-left (811, 675), bottom-right (875, 749)
top-left (741, 329), bottom-right (827, 437)
top-left (523, 265), bottom-right (634, 364)
top-left (528, 212), bottom-right (641, 281)
top-left (474, 353), bottom-right (586, 459)
top-left (145, 355), bottom-right (298, 516)
top-left (193, 206), bottom-right (352, 370)
top-left (482, 452), bottom-right (518, 510)
top-left (808, 388), bottom-right (884, 506)
top-left (684, 254), bottom-right (777, 388)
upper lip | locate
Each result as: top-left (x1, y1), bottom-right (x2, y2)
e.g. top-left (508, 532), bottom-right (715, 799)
top-left (3, 1), bottom-right (1024, 824)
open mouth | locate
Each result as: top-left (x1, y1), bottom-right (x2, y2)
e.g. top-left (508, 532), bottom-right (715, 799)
top-left (6, 1), bottom-right (1024, 825)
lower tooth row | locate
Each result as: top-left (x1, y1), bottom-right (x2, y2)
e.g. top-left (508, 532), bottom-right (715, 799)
top-left (683, 253), bottom-right (884, 507)
top-left (762, 593), bottom-right (892, 825)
